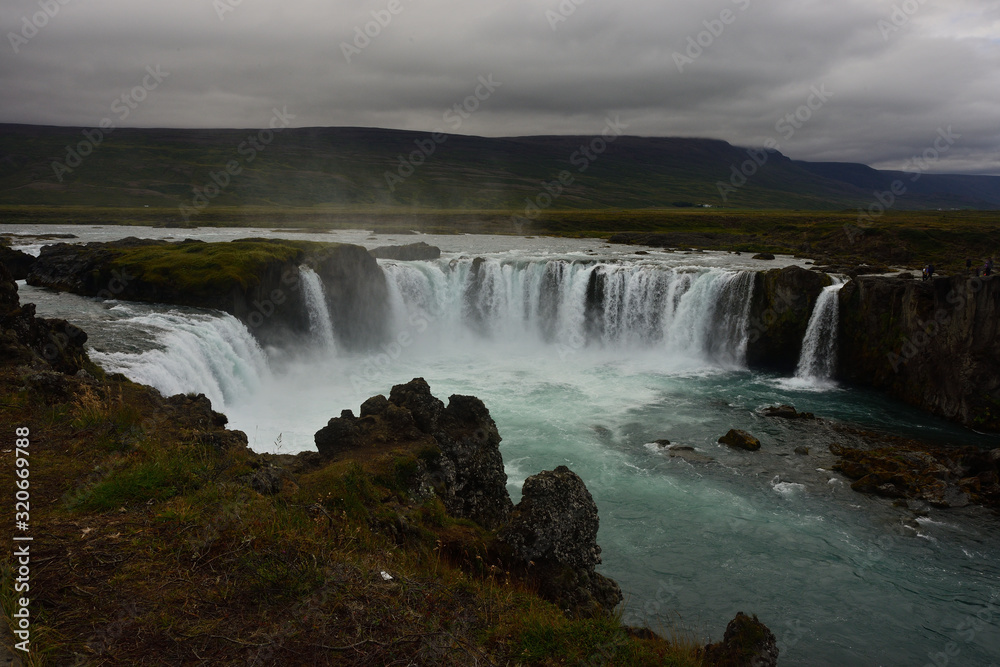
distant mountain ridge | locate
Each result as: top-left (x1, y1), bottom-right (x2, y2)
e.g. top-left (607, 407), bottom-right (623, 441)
top-left (2, 123), bottom-right (999, 210)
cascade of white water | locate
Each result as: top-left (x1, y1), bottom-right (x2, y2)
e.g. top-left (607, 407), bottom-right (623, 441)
top-left (89, 309), bottom-right (271, 409)
top-left (380, 258), bottom-right (756, 365)
top-left (795, 278), bottom-right (847, 380)
top-left (299, 266), bottom-right (337, 350)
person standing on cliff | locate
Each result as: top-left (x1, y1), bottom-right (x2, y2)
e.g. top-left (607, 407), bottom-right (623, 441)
top-left (985, 258), bottom-right (994, 276)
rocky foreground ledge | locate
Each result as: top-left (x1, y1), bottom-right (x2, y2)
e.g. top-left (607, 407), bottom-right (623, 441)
top-left (1, 259), bottom-right (777, 666)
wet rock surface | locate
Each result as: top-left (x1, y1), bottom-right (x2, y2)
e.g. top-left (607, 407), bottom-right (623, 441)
top-left (719, 429), bottom-right (762, 451)
top-left (830, 441), bottom-right (1000, 509)
top-left (762, 404), bottom-right (814, 419)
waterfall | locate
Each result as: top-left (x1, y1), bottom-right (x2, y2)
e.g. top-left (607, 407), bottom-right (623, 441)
top-left (794, 279), bottom-right (846, 381)
top-left (89, 310), bottom-right (271, 409)
top-left (380, 258), bottom-right (756, 365)
top-left (299, 266), bottom-right (337, 350)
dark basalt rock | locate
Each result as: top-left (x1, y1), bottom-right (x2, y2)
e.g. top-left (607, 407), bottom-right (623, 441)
top-left (0, 245), bottom-right (35, 280)
top-left (752, 253), bottom-right (775, 260)
top-left (0, 261), bottom-right (90, 374)
top-left (435, 392), bottom-right (512, 530)
top-left (830, 442), bottom-right (1000, 509)
top-left (305, 243), bottom-right (391, 350)
top-left (501, 466), bottom-right (601, 570)
top-left (315, 381), bottom-right (622, 617)
top-left (25, 238), bottom-right (392, 352)
top-left (702, 612), bottom-right (779, 667)
top-left (369, 242), bottom-right (441, 261)
top-left (315, 378), bottom-right (512, 530)
top-left (838, 274), bottom-right (1000, 432)
top-left (499, 466), bottom-right (622, 617)
top-left (745, 266), bottom-right (832, 373)
top-left (762, 404), bottom-right (815, 419)
top-left (719, 429), bottom-right (761, 451)
top-left (388, 377), bottom-right (444, 433)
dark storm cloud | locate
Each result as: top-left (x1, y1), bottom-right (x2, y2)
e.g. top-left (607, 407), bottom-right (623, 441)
top-left (2, 0), bottom-right (999, 173)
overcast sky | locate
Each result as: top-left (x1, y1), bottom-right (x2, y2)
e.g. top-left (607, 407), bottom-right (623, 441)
top-left (3, 0), bottom-right (1000, 174)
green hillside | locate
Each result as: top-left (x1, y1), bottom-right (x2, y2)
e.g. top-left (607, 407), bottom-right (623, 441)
top-left (3, 124), bottom-right (999, 214)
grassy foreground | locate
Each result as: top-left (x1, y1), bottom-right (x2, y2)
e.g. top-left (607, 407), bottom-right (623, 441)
top-left (2, 206), bottom-right (998, 275)
top-left (0, 366), bottom-right (703, 666)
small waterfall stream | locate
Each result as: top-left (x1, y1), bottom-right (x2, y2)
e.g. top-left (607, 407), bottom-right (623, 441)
top-left (794, 278), bottom-right (846, 381)
top-left (299, 266), bottom-right (337, 350)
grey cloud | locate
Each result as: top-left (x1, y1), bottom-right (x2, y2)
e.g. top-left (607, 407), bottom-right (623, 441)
top-left (2, 0), bottom-right (999, 173)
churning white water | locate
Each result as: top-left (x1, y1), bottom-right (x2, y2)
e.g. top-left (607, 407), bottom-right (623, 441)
top-left (88, 306), bottom-right (270, 409)
top-left (14, 230), bottom-right (1000, 667)
top-left (382, 258), bottom-right (756, 366)
top-left (794, 279), bottom-right (846, 383)
top-left (299, 265), bottom-right (337, 350)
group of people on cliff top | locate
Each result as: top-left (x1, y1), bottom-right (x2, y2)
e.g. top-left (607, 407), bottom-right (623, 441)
top-left (964, 257), bottom-right (994, 277)
top-left (923, 258), bottom-right (993, 281)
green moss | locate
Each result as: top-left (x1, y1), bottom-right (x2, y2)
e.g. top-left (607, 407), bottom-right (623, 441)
top-left (106, 239), bottom-right (334, 295)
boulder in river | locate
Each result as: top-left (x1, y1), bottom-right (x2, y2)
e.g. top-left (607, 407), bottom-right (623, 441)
top-left (830, 442), bottom-right (1000, 509)
top-left (719, 429), bottom-right (761, 451)
top-left (762, 404), bottom-right (815, 419)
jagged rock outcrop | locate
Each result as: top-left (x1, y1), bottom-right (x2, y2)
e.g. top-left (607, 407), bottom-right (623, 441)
top-left (702, 612), bottom-right (779, 667)
top-left (1, 261), bottom-right (90, 374)
top-left (315, 378), bottom-right (512, 530)
top-left (25, 238), bottom-right (391, 350)
top-left (369, 242), bottom-right (441, 261)
top-left (0, 244), bottom-right (35, 279)
top-left (838, 274), bottom-right (1000, 431)
top-left (316, 381), bottom-right (623, 617)
top-left (499, 466), bottom-right (623, 618)
top-left (745, 266), bottom-right (831, 373)
top-left (719, 429), bottom-right (761, 451)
